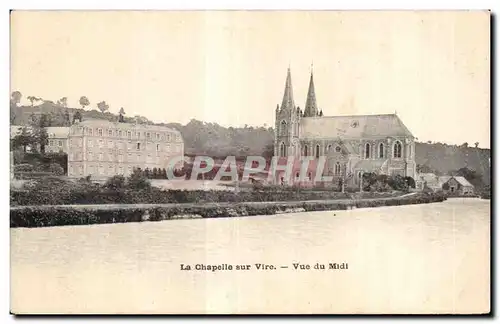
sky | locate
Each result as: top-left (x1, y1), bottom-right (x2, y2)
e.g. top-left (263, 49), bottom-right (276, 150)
top-left (10, 11), bottom-right (490, 148)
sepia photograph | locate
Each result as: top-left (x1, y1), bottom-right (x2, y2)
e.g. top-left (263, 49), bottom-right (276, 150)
top-left (9, 10), bottom-right (491, 314)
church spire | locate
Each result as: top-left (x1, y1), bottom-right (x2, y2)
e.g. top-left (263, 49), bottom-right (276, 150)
top-left (304, 67), bottom-right (318, 117)
top-left (280, 67), bottom-right (295, 110)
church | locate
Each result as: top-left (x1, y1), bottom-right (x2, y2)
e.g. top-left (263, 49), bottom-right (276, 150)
top-left (273, 68), bottom-right (416, 186)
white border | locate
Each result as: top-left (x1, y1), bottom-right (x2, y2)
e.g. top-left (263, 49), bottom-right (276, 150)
top-left (2, 1), bottom-right (498, 323)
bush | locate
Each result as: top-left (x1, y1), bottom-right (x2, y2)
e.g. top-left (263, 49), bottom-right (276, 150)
top-left (127, 169), bottom-right (151, 190)
top-left (14, 163), bottom-right (35, 172)
top-left (105, 175), bottom-right (126, 190)
top-left (48, 163), bottom-right (64, 176)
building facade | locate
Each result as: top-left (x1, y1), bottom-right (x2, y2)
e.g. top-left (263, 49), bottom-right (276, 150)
top-left (10, 125), bottom-right (70, 153)
top-left (273, 68), bottom-right (416, 186)
top-left (68, 119), bottom-right (184, 180)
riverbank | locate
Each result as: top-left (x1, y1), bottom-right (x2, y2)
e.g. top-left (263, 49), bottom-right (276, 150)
top-left (11, 192), bottom-right (446, 228)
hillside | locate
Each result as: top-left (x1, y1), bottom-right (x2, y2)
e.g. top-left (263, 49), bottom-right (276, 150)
top-left (11, 101), bottom-right (490, 185)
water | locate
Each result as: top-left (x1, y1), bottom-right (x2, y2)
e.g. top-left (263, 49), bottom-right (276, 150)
top-left (10, 198), bottom-right (490, 314)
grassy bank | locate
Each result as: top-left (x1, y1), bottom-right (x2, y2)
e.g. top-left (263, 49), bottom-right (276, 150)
top-left (11, 192), bottom-right (446, 228)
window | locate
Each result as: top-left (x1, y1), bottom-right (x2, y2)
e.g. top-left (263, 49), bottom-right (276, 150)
top-left (295, 172), bottom-right (300, 180)
top-left (119, 154), bottom-right (123, 162)
top-left (109, 165), bottom-right (113, 173)
top-left (108, 129), bottom-right (113, 137)
top-left (335, 162), bottom-right (341, 175)
top-left (167, 134), bottom-right (171, 142)
top-left (79, 166), bottom-right (83, 175)
top-left (136, 132), bottom-right (141, 139)
top-left (128, 153), bottom-right (132, 161)
top-left (146, 132), bottom-right (151, 140)
top-left (99, 140), bottom-right (104, 148)
top-left (279, 142), bottom-right (286, 157)
top-left (99, 153), bottom-right (103, 161)
top-left (69, 153), bottom-right (74, 161)
top-left (327, 144), bottom-right (332, 152)
top-left (108, 141), bottom-right (113, 149)
top-left (308, 172), bottom-right (312, 181)
top-left (136, 143), bottom-right (141, 150)
top-left (156, 133), bottom-right (160, 140)
top-left (393, 141), bottom-right (402, 158)
top-left (88, 152), bottom-right (93, 161)
top-left (280, 120), bottom-right (287, 136)
top-left (165, 144), bottom-right (171, 152)
top-left (99, 165), bottom-right (104, 175)
top-left (119, 167), bottom-right (123, 174)
top-left (379, 143), bottom-right (384, 159)
top-left (88, 139), bottom-right (93, 147)
top-left (365, 143), bottom-right (371, 159)
top-left (137, 154), bottom-right (141, 162)
top-left (98, 129), bottom-right (103, 136)
top-left (127, 131), bottom-right (131, 139)
top-left (303, 145), bottom-right (308, 156)
top-left (49, 140), bottom-right (54, 146)
top-left (335, 146), bottom-right (341, 153)
top-left (70, 139), bottom-right (73, 146)
top-left (315, 145), bottom-right (320, 158)
top-left (88, 165), bottom-right (94, 174)
top-left (156, 144), bottom-right (160, 151)
top-left (69, 165), bottom-right (73, 175)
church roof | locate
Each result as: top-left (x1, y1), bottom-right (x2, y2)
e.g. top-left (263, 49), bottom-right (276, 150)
top-left (300, 114), bottom-right (414, 139)
top-left (280, 68), bottom-right (295, 110)
top-left (304, 71), bottom-right (318, 117)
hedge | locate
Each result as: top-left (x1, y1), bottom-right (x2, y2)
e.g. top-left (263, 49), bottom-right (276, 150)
top-left (11, 192), bottom-right (446, 228)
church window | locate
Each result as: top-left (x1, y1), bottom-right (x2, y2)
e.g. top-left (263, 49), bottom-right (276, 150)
top-left (335, 146), bottom-right (341, 153)
top-left (315, 145), bottom-right (320, 158)
top-left (308, 172), bottom-right (312, 180)
top-left (335, 162), bottom-right (341, 175)
top-left (280, 120), bottom-right (287, 136)
top-left (295, 172), bottom-right (300, 180)
top-left (394, 141), bottom-right (402, 158)
top-left (379, 143), bottom-right (385, 159)
top-left (303, 145), bottom-right (308, 156)
top-left (279, 142), bottom-right (286, 157)
top-left (365, 143), bottom-right (371, 159)
top-left (327, 144), bottom-right (332, 152)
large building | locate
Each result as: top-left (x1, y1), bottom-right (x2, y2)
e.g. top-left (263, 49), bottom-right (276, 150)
top-left (67, 119), bottom-right (184, 180)
top-left (273, 68), bottom-right (416, 186)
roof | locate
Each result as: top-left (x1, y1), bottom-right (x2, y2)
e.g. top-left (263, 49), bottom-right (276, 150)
top-left (300, 114), bottom-right (414, 140)
top-left (417, 173), bottom-right (438, 182)
top-left (74, 119), bottom-right (182, 134)
top-left (453, 176), bottom-right (474, 187)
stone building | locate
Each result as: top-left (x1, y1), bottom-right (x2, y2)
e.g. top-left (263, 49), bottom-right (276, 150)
top-left (67, 119), bottom-right (184, 180)
top-left (10, 125), bottom-right (70, 153)
top-left (273, 68), bottom-right (416, 186)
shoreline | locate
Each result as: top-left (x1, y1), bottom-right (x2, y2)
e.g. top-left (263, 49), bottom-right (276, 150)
top-left (11, 193), bottom-right (446, 228)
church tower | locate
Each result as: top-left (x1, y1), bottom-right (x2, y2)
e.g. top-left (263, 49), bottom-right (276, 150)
top-left (303, 69), bottom-right (319, 117)
top-left (275, 67), bottom-right (301, 158)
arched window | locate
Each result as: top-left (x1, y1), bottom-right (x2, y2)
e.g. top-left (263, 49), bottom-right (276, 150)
top-left (379, 143), bottom-right (384, 159)
top-left (365, 143), bottom-right (371, 159)
top-left (315, 145), bottom-right (320, 158)
top-left (280, 142), bottom-right (286, 157)
top-left (280, 120), bottom-right (287, 136)
top-left (303, 145), bottom-right (308, 156)
top-left (334, 162), bottom-right (341, 175)
top-left (327, 144), bottom-right (332, 152)
top-left (393, 141), bottom-right (402, 158)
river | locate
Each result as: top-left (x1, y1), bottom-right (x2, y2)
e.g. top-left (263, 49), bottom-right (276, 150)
top-left (10, 198), bottom-right (490, 314)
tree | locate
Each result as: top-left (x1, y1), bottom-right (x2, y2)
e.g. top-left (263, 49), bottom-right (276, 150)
top-left (79, 96), bottom-right (90, 110)
top-left (442, 182), bottom-right (450, 191)
top-left (63, 110), bottom-right (71, 126)
top-left (11, 126), bottom-right (36, 152)
top-left (127, 169), bottom-right (151, 190)
top-left (11, 91), bottom-right (22, 106)
top-left (461, 142), bottom-right (469, 148)
top-left (152, 167), bottom-right (158, 179)
top-left (57, 97), bottom-right (68, 108)
top-left (97, 101), bottom-right (110, 113)
top-left (118, 107), bottom-right (125, 122)
top-left (475, 142), bottom-right (479, 148)
top-left (27, 96), bottom-right (37, 107)
top-left (73, 111), bottom-right (82, 123)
